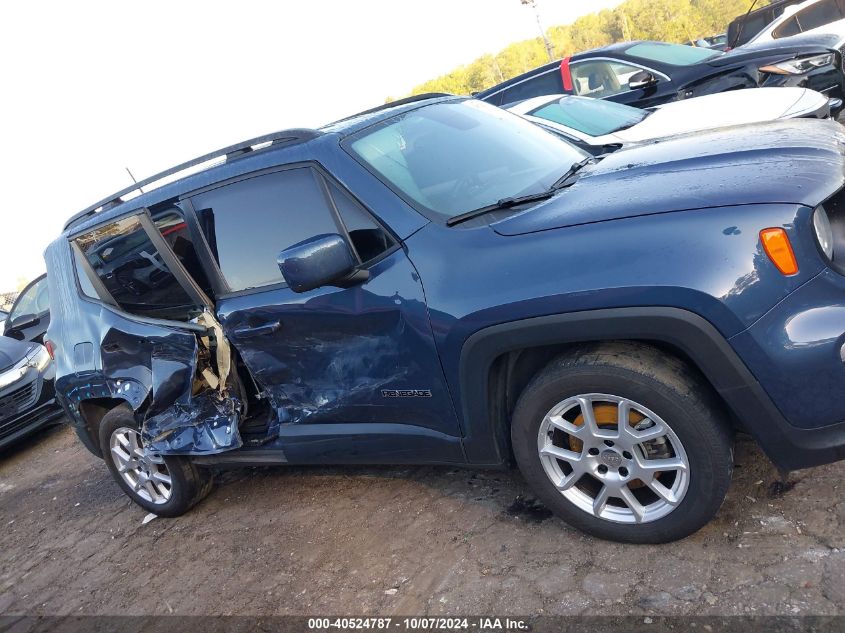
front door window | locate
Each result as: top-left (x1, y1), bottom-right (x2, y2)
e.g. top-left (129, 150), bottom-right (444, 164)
top-left (570, 61), bottom-right (646, 98)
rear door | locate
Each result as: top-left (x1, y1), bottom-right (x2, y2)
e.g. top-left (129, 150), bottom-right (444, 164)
top-left (69, 210), bottom-right (244, 454)
top-left (191, 164), bottom-right (464, 463)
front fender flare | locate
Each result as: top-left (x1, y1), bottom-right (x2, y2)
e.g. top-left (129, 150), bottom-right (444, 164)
top-left (457, 307), bottom-right (833, 471)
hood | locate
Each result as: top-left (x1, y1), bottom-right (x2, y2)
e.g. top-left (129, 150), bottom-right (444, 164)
top-left (0, 336), bottom-right (34, 373)
top-left (615, 88), bottom-right (826, 143)
top-left (492, 118), bottom-right (845, 237)
top-left (716, 34), bottom-right (841, 65)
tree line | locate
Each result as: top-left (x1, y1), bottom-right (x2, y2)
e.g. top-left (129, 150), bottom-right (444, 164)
top-left (406, 0), bottom-right (770, 97)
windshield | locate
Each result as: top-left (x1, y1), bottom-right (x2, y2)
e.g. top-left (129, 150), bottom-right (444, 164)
top-left (625, 42), bottom-right (722, 65)
top-left (528, 96), bottom-right (648, 137)
top-left (346, 99), bottom-right (587, 220)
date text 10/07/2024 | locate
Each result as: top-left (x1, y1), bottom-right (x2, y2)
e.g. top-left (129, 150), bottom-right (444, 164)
top-left (306, 618), bottom-right (529, 631)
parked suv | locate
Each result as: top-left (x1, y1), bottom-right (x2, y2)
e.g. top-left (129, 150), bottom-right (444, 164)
top-left (46, 95), bottom-right (845, 543)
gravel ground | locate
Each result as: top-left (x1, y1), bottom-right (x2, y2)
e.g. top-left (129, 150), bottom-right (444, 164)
top-left (0, 423), bottom-right (844, 616)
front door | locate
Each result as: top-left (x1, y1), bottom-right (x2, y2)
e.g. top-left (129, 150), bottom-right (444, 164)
top-left (4, 274), bottom-right (50, 343)
top-left (191, 165), bottom-right (463, 463)
top-left (570, 59), bottom-right (673, 108)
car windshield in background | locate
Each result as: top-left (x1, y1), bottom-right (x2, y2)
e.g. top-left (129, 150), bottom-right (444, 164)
top-left (625, 42), bottom-right (723, 65)
top-left (529, 96), bottom-right (648, 136)
top-left (347, 99), bottom-right (587, 220)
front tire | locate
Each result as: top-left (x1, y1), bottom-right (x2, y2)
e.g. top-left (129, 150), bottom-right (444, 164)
top-left (98, 405), bottom-right (212, 517)
top-left (511, 343), bottom-right (734, 543)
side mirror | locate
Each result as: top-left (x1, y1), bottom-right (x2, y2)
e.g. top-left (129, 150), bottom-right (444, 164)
top-left (277, 234), bottom-right (365, 294)
top-left (629, 70), bottom-right (658, 90)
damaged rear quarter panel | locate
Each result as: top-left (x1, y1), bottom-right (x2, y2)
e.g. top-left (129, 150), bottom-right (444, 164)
top-left (45, 238), bottom-right (242, 456)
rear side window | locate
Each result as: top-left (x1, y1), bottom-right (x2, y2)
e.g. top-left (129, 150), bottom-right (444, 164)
top-left (794, 0), bottom-right (844, 30)
top-left (774, 16), bottom-right (803, 37)
top-left (74, 215), bottom-right (200, 320)
top-left (500, 71), bottom-right (565, 106)
top-left (191, 168), bottom-right (341, 292)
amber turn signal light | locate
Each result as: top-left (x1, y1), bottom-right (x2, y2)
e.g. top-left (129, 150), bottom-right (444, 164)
top-left (760, 228), bottom-right (798, 276)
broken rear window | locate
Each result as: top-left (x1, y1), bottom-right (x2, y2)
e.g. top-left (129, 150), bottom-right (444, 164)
top-left (74, 215), bottom-right (201, 320)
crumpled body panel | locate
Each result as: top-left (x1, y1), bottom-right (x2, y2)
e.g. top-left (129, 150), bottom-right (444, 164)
top-left (46, 235), bottom-right (241, 456)
top-left (143, 391), bottom-right (242, 454)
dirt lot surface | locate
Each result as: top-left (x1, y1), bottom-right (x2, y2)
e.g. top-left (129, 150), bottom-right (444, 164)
top-left (1, 423), bottom-right (844, 616)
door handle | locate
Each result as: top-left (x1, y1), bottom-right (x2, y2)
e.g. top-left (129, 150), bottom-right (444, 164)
top-left (233, 320), bottom-right (282, 338)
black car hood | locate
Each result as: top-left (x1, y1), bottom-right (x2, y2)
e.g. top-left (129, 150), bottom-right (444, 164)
top-left (0, 336), bottom-right (34, 373)
top-left (710, 33), bottom-right (841, 67)
top-left (492, 119), bottom-right (845, 237)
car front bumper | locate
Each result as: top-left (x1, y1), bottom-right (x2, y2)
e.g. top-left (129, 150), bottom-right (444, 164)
top-left (729, 267), bottom-right (845, 470)
top-left (0, 366), bottom-right (63, 450)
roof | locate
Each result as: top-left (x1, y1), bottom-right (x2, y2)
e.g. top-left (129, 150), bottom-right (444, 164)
top-left (320, 93), bottom-right (458, 135)
top-left (62, 94), bottom-right (459, 234)
top-left (573, 40), bottom-right (641, 58)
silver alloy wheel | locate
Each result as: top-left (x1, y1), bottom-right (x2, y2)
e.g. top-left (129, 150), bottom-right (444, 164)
top-left (109, 426), bottom-right (172, 504)
top-left (537, 393), bottom-right (690, 524)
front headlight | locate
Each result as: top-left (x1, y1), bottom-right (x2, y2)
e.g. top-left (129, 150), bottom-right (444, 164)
top-left (26, 345), bottom-right (51, 372)
top-left (814, 205), bottom-right (834, 260)
top-left (760, 53), bottom-right (834, 75)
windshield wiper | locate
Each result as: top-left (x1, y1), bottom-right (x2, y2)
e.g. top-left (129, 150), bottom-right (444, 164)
top-left (550, 157), bottom-right (595, 190)
top-left (446, 190), bottom-right (557, 227)
top-left (446, 158), bottom-right (596, 227)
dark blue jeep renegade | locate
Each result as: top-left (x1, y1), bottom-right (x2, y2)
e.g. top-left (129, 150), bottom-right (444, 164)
top-left (45, 95), bottom-right (845, 543)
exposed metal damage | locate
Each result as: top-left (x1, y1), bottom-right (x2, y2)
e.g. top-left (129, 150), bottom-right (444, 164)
top-left (141, 310), bottom-right (242, 455)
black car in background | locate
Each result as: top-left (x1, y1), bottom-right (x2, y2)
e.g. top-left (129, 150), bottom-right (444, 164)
top-left (475, 36), bottom-right (844, 110)
top-left (3, 274), bottom-right (50, 344)
top-left (0, 336), bottom-right (62, 450)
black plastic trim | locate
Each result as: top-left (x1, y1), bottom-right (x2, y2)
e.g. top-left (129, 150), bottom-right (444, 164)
top-left (458, 307), bottom-right (845, 471)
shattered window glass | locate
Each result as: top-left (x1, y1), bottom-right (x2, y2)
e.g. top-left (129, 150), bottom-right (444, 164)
top-left (191, 168), bottom-right (341, 292)
top-left (326, 180), bottom-right (395, 264)
top-left (74, 215), bottom-right (199, 320)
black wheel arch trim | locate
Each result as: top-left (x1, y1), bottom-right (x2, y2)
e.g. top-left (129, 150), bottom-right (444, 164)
top-left (458, 306), bottom-right (845, 471)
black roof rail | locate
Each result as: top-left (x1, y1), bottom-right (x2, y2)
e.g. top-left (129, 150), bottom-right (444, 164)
top-left (323, 93), bottom-right (455, 128)
top-left (64, 128), bottom-right (322, 231)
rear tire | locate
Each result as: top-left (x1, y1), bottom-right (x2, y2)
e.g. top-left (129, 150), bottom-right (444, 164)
top-left (511, 342), bottom-right (733, 543)
top-left (98, 405), bottom-right (212, 517)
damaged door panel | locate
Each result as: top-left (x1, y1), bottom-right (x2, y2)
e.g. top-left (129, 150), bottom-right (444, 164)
top-left (191, 167), bottom-right (465, 462)
top-left (69, 209), bottom-right (244, 455)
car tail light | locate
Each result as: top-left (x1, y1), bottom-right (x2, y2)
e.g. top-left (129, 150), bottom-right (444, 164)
top-left (760, 228), bottom-right (799, 276)
top-left (44, 340), bottom-right (55, 360)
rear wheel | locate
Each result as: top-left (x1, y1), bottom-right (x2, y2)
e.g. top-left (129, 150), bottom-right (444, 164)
top-left (511, 343), bottom-right (734, 543)
top-left (98, 405), bottom-right (212, 517)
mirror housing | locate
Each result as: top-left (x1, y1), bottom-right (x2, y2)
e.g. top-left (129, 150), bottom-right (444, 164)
top-left (277, 234), bottom-right (362, 294)
top-left (629, 70), bottom-right (658, 90)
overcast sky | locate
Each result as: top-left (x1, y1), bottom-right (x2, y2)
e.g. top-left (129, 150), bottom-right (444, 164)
top-left (0, 0), bottom-right (622, 292)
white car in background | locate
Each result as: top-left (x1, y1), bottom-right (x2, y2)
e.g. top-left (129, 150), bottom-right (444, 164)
top-left (507, 88), bottom-right (837, 153)
top-left (744, 0), bottom-right (845, 48)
